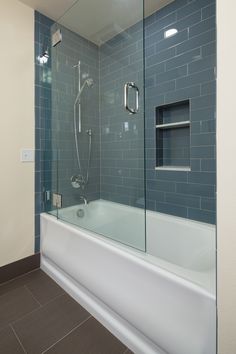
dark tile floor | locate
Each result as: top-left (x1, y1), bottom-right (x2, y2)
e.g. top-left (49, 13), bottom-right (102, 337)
top-left (0, 269), bottom-right (133, 354)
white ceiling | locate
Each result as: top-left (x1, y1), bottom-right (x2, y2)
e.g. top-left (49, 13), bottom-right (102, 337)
top-left (19, 0), bottom-right (174, 45)
top-left (20, 0), bottom-right (78, 21)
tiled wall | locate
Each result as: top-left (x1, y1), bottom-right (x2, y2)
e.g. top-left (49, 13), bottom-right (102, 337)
top-left (145, 0), bottom-right (216, 224)
top-left (36, 0), bottom-right (216, 243)
top-left (99, 0), bottom-right (216, 224)
top-left (35, 12), bottom-right (54, 252)
top-left (100, 22), bottom-right (145, 207)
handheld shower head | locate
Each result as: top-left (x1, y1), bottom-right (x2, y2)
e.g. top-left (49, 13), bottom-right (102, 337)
top-left (86, 78), bottom-right (94, 87)
top-left (74, 77), bottom-right (94, 106)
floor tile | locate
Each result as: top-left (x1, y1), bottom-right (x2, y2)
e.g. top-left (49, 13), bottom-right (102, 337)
top-left (13, 293), bottom-right (90, 354)
top-left (44, 317), bottom-right (126, 354)
top-left (25, 270), bottom-right (65, 305)
top-left (0, 286), bottom-right (40, 330)
top-left (0, 326), bottom-right (24, 354)
top-left (0, 269), bottom-right (40, 297)
top-left (0, 270), bottom-right (64, 305)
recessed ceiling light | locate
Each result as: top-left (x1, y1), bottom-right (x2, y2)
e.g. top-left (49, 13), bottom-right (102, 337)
top-left (164, 28), bottom-right (178, 39)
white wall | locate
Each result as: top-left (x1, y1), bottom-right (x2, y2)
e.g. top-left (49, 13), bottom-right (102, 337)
top-left (217, 0), bottom-right (236, 352)
top-left (0, 0), bottom-right (35, 266)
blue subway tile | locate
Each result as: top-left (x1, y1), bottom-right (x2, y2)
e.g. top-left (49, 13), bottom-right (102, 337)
top-left (189, 16), bottom-right (216, 38)
top-left (177, 0), bottom-right (215, 20)
top-left (166, 48), bottom-right (201, 71)
top-left (191, 107), bottom-right (215, 121)
top-left (145, 12), bottom-right (177, 37)
top-left (190, 159), bottom-right (201, 171)
top-left (165, 192), bottom-right (200, 208)
top-left (147, 180), bottom-right (176, 192)
top-left (176, 182), bottom-right (215, 197)
top-left (156, 65), bottom-right (187, 84)
top-left (201, 81), bottom-right (216, 95)
top-left (156, 30), bottom-right (188, 52)
top-left (202, 41), bottom-right (216, 57)
top-left (188, 172), bottom-right (216, 185)
top-left (176, 68), bottom-right (214, 89)
top-left (191, 146), bottom-right (215, 158)
top-left (191, 133), bottom-right (216, 146)
top-left (201, 159), bottom-right (216, 172)
top-left (202, 3), bottom-right (216, 19)
top-left (191, 94), bottom-right (216, 109)
top-left (165, 85), bottom-right (200, 103)
top-left (188, 55), bottom-right (216, 74)
top-left (146, 47), bottom-right (176, 67)
top-left (156, 202), bottom-right (188, 218)
top-left (176, 29), bottom-right (216, 55)
top-left (188, 207), bottom-right (215, 224)
top-left (201, 197), bottom-right (216, 211)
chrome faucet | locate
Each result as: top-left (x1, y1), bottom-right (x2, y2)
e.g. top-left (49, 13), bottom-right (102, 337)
top-left (80, 196), bottom-right (88, 205)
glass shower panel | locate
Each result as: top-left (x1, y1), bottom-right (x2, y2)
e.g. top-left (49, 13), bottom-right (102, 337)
top-left (144, 0), bottom-right (216, 294)
top-left (50, 0), bottom-right (146, 251)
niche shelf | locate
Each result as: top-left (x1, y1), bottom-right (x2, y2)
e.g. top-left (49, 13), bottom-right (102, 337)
top-left (155, 100), bottom-right (191, 171)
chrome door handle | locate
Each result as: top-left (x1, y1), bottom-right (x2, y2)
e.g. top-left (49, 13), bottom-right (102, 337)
top-left (124, 82), bottom-right (139, 114)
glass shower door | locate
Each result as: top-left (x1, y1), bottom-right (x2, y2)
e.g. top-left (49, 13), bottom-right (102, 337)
top-left (50, 0), bottom-right (146, 251)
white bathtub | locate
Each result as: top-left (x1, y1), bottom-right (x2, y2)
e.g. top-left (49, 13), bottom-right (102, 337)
top-left (41, 199), bottom-right (216, 354)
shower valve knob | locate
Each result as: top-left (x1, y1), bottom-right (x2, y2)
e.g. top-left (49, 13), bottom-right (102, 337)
top-left (71, 175), bottom-right (82, 189)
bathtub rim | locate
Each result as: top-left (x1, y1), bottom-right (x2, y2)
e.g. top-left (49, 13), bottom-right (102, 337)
top-left (41, 212), bottom-right (215, 301)
top-left (51, 198), bottom-right (216, 230)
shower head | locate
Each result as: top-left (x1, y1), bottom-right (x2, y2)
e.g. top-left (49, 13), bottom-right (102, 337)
top-left (79, 78), bottom-right (94, 94)
top-left (86, 78), bottom-right (94, 87)
top-left (38, 49), bottom-right (49, 64)
top-left (74, 77), bottom-right (94, 106)
top-left (80, 78), bottom-right (94, 91)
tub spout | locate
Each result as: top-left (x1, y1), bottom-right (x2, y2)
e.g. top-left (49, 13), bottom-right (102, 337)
top-left (80, 196), bottom-right (88, 205)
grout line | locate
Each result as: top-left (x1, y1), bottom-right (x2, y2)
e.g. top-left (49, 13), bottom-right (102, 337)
top-left (41, 315), bottom-right (92, 354)
top-left (36, 291), bottom-right (67, 307)
top-left (0, 268), bottom-right (40, 288)
top-left (24, 285), bottom-right (42, 307)
top-left (10, 324), bottom-right (27, 354)
top-left (10, 293), bottom-right (65, 327)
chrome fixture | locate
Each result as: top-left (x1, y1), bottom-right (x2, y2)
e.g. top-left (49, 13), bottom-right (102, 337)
top-left (74, 78), bottom-right (94, 111)
top-left (76, 208), bottom-right (85, 218)
top-left (71, 175), bottom-right (84, 189)
top-left (73, 61), bottom-right (94, 133)
top-left (72, 60), bottom-right (93, 190)
top-left (38, 49), bottom-right (49, 65)
top-left (71, 129), bottom-right (92, 190)
top-left (124, 82), bottom-right (139, 114)
top-left (79, 195), bottom-right (88, 205)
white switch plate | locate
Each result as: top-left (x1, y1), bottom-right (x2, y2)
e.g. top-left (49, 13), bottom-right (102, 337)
top-left (21, 149), bottom-right (34, 162)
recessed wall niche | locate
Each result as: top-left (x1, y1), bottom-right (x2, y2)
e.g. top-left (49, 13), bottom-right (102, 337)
top-left (156, 100), bottom-right (190, 171)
